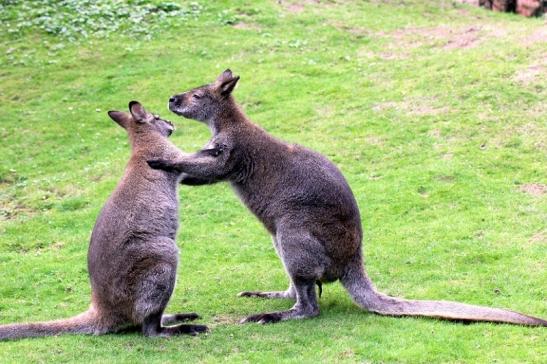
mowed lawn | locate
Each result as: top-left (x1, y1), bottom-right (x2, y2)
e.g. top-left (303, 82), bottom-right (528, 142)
top-left (0, 1), bottom-right (546, 362)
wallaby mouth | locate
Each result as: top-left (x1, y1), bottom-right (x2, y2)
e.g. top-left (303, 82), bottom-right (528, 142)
top-left (168, 96), bottom-right (192, 119)
top-left (168, 96), bottom-right (184, 116)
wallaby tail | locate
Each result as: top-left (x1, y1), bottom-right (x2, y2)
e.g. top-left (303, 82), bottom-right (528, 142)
top-left (340, 261), bottom-right (547, 326)
top-left (0, 309), bottom-right (99, 341)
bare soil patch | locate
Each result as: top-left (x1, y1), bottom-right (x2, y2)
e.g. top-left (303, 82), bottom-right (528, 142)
top-left (372, 97), bottom-right (449, 116)
top-left (280, 0), bottom-right (321, 14)
top-left (389, 24), bottom-right (507, 50)
top-left (211, 314), bottom-right (240, 326)
top-left (513, 61), bottom-right (547, 85)
top-left (232, 22), bottom-right (261, 31)
top-left (519, 183), bottom-right (547, 197)
top-left (523, 25), bottom-right (547, 45)
top-left (528, 231), bottom-right (546, 245)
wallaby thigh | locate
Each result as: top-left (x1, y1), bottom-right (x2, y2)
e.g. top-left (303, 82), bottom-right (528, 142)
top-left (107, 237), bottom-right (179, 324)
top-left (275, 220), bottom-right (331, 283)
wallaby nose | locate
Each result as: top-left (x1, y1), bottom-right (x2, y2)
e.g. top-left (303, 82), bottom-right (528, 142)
top-left (169, 96), bottom-right (176, 103)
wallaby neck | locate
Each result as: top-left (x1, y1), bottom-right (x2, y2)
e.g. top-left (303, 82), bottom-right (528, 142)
top-left (207, 99), bottom-right (247, 135)
top-left (128, 131), bottom-right (169, 157)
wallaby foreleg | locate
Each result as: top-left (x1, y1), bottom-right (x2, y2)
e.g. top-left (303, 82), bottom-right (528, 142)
top-left (148, 145), bottom-right (231, 180)
top-left (143, 313), bottom-right (208, 337)
top-left (180, 173), bottom-right (218, 186)
top-left (161, 313), bottom-right (200, 326)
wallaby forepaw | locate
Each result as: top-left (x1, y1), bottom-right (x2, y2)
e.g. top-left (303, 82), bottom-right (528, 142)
top-left (161, 312), bottom-right (201, 326)
top-left (173, 312), bottom-right (200, 322)
top-left (240, 313), bottom-right (282, 324)
top-left (147, 159), bottom-right (176, 172)
top-left (238, 291), bottom-right (263, 298)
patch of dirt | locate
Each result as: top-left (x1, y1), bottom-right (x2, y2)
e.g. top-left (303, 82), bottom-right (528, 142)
top-left (315, 104), bottom-right (335, 118)
top-left (357, 48), bottom-right (404, 60)
top-left (211, 314), bottom-right (240, 326)
top-left (357, 24), bottom-right (505, 61)
top-left (287, 3), bottom-right (305, 13)
top-left (455, 0), bottom-right (480, 4)
top-left (232, 22), bottom-right (261, 31)
top-left (391, 25), bottom-right (507, 50)
top-left (513, 61), bottom-right (547, 85)
top-left (517, 122), bottom-right (546, 151)
top-left (437, 175), bottom-right (455, 183)
top-left (519, 183), bottom-right (547, 197)
top-left (443, 27), bottom-right (483, 49)
top-left (0, 202), bottom-right (36, 221)
top-left (528, 230), bottom-right (547, 245)
top-left (363, 135), bottom-right (385, 145)
top-left (529, 231), bottom-right (545, 245)
top-left (329, 20), bottom-right (374, 38)
top-left (369, 24), bottom-right (510, 60)
top-left (523, 25), bottom-right (547, 46)
top-left (372, 97), bottom-right (449, 116)
top-left (429, 129), bottom-right (442, 138)
top-left (281, 0), bottom-right (321, 14)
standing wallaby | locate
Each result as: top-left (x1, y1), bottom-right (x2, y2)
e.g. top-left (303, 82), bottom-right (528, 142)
top-left (0, 101), bottom-right (208, 340)
top-left (148, 70), bottom-right (546, 326)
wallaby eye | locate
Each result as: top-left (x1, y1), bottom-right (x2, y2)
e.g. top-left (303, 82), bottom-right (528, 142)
top-left (193, 94), bottom-right (201, 99)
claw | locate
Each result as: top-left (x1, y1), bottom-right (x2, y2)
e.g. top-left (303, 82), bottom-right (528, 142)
top-left (241, 313), bottom-right (282, 324)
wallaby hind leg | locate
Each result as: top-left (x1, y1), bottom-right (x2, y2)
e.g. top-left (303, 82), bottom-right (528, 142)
top-left (241, 226), bottom-right (325, 324)
top-left (133, 262), bottom-right (176, 323)
top-left (136, 264), bottom-right (208, 337)
top-left (161, 313), bottom-right (200, 326)
top-left (238, 236), bottom-right (297, 300)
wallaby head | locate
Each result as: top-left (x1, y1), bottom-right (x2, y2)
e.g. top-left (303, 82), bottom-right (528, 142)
top-left (108, 101), bottom-right (175, 138)
top-left (168, 69), bottom-right (240, 122)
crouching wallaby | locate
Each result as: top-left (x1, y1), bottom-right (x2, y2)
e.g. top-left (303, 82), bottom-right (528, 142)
top-left (0, 101), bottom-right (208, 340)
top-left (148, 70), bottom-right (546, 326)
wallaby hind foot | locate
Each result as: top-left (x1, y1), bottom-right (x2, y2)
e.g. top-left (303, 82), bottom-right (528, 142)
top-left (241, 278), bottom-right (320, 324)
top-left (238, 282), bottom-right (323, 300)
top-left (143, 312), bottom-right (208, 337)
top-left (238, 287), bottom-right (295, 300)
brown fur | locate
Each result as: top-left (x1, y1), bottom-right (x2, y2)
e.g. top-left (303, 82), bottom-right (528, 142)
top-left (149, 70), bottom-right (546, 326)
top-left (0, 101), bottom-right (207, 340)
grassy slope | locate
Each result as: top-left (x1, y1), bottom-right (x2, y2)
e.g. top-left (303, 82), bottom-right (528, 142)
top-left (0, 1), bottom-right (545, 362)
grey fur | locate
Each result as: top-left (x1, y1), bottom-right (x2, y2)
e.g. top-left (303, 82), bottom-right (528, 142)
top-left (149, 70), bottom-right (546, 326)
top-left (0, 101), bottom-right (207, 340)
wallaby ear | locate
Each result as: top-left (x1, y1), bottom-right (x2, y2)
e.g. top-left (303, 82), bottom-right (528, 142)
top-left (128, 101), bottom-right (149, 123)
top-left (217, 69), bottom-right (233, 82)
top-left (220, 76), bottom-right (239, 96)
top-left (108, 111), bottom-right (131, 130)
top-left (216, 70), bottom-right (239, 97)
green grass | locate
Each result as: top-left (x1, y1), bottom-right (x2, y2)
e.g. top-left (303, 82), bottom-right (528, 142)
top-left (1, 0), bottom-right (546, 362)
